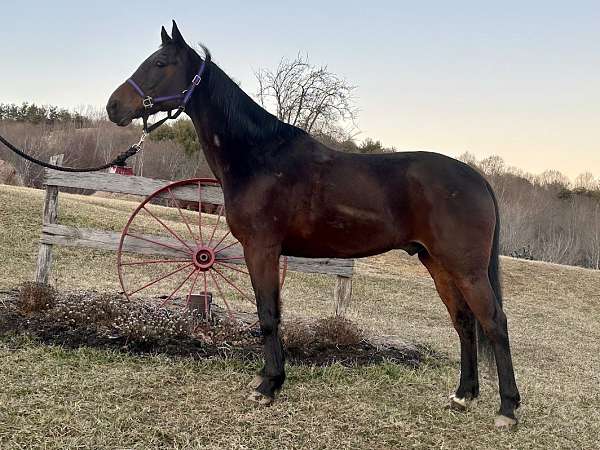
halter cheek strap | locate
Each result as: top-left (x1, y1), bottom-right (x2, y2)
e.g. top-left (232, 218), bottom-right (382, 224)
top-left (126, 60), bottom-right (206, 132)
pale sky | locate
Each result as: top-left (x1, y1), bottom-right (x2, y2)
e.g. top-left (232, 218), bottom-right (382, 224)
top-left (1, 0), bottom-right (598, 180)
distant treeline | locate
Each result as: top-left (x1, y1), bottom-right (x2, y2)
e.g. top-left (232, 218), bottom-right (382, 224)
top-left (0, 103), bottom-right (212, 191)
top-left (0, 102), bottom-right (89, 126)
top-left (1, 102), bottom-right (599, 269)
top-left (459, 152), bottom-right (600, 269)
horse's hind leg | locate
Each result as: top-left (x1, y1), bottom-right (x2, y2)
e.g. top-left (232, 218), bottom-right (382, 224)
top-left (452, 270), bottom-right (521, 426)
top-left (419, 252), bottom-right (479, 408)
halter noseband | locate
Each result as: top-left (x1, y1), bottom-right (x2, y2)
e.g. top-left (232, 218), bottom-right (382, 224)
top-left (126, 59), bottom-right (207, 133)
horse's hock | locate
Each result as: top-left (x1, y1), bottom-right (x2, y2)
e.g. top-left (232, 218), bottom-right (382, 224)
top-left (35, 155), bottom-right (355, 319)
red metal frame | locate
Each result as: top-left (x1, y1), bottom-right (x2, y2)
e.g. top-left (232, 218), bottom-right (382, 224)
top-left (109, 166), bottom-right (134, 176)
top-left (117, 178), bottom-right (287, 323)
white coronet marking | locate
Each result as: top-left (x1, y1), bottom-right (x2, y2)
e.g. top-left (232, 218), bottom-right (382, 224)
top-left (494, 415), bottom-right (517, 428)
top-left (246, 390), bottom-right (273, 406)
top-left (449, 394), bottom-right (467, 407)
top-left (247, 375), bottom-right (263, 390)
top-left (213, 134), bottom-right (221, 147)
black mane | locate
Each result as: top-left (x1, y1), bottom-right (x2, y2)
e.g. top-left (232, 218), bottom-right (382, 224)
top-left (199, 55), bottom-right (304, 144)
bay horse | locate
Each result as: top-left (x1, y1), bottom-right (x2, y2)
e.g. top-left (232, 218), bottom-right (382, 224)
top-left (107, 21), bottom-right (520, 427)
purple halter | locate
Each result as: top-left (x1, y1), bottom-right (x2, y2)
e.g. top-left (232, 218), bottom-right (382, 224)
top-left (125, 59), bottom-right (207, 132)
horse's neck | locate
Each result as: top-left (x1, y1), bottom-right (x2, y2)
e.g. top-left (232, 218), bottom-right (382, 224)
top-left (186, 66), bottom-right (275, 183)
top-left (188, 109), bottom-right (246, 184)
top-left (188, 113), bottom-right (223, 181)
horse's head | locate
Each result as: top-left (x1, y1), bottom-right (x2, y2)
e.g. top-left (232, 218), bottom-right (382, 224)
top-left (106, 21), bottom-right (209, 126)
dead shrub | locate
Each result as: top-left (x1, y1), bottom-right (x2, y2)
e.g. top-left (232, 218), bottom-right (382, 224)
top-left (283, 316), bottom-right (364, 353)
top-left (313, 316), bottom-right (364, 348)
top-left (17, 282), bottom-right (56, 314)
top-left (194, 317), bottom-right (258, 347)
top-left (111, 303), bottom-right (193, 342)
top-left (47, 292), bottom-right (194, 342)
top-left (52, 292), bottom-right (122, 327)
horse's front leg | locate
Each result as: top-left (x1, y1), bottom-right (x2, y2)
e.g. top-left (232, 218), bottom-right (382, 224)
top-left (244, 243), bottom-right (285, 405)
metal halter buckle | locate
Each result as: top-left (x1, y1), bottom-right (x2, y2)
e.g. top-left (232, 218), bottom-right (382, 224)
top-left (142, 97), bottom-right (154, 109)
top-left (192, 74), bottom-right (202, 86)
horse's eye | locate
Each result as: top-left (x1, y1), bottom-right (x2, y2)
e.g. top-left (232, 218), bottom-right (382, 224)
top-left (156, 61), bottom-right (166, 68)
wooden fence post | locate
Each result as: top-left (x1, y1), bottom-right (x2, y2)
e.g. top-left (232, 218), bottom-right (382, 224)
top-left (334, 275), bottom-right (353, 316)
top-left (35, 154), bottom-right (63, 284)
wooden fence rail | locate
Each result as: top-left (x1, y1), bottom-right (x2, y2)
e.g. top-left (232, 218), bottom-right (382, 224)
top-left (36, 161), bottom-right (354, 313)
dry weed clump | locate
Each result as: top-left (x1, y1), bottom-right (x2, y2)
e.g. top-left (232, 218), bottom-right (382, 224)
top-left (111, 303), bottom-right (193, 342)
top-left (52, 292), bottom-right (118, 326)
top-left (283, 316), bottom-right (364, 353)
top-left (17, 282), bottom-right (56, 314)
top-left (49, 292), bottom-right (195, 342)
top-left (194, 316), bottom-right (254, 346)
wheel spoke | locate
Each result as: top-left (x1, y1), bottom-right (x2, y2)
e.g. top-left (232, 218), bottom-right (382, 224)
top-left (244, 319), bottom-right (260, 332)
top-left (208, 269), bottom-right (235, 320)
top-left (280, 257), bottom-right (288, 289)
top-left (185, 269), bottom-right (201, 308)
top-left (203, 271), bottom-right (210, 320)
top-left (159, 267), bottom-right (198, 307)
top-left (127, 263), bottom-right (194, 297)
top-left (197, 181), bottom-right (204, 245)
top-left (127, 233), bottom-right (191, 255)
top-left (212, 266), bottom-right (255, 305)
top-left (214, 260), bottom-right (249, 275)
top-left (167, 187), bottom-right (199, 244)
top-left (215, 239), bottom-right (241, 255)
top-left (142, 205), bottom-right (195, 253)
top-left (212, 230), bottom-right (232, 252)
top-left (215, 255), bottom-right (245, 261)
top-left (120, 258), bottom-right (190, 266)
top-left (207, 205), bottom-right (225, 247)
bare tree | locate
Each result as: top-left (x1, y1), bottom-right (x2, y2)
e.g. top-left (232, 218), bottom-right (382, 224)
top-left (255, 54), bottom-right (358, 137)
top-left (587, 204), bottom-right (600, 269)
top-left (535, 169), bottom-right (571, 190)
top-left (574, 172), bottom-right (599, 191)
top-left (480, 155), bottom-right (506, 177)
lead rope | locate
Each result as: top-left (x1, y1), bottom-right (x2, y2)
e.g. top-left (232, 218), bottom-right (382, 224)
top-left (0, 130), bottom-right (147, 173)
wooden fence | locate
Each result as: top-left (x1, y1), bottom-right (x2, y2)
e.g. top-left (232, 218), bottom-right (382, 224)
top-left (35, 157), bottom-right (354, 315)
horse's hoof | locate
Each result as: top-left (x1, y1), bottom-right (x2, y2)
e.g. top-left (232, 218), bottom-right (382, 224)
top-left (247, 375), bottom-right (263, 390)
top-left (246, 390), bottom-right (274, 406)
top-left (494, 415), bottom-right (518, 429)
top-left (449, 394), bottom-right (468, 411)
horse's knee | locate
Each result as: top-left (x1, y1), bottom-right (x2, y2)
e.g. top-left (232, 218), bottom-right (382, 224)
top-left (259, 316), bottom-right (280, 336)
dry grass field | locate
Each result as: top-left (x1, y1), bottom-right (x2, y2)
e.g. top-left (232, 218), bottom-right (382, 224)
top-left (1, 184), bottom-right (599, 449)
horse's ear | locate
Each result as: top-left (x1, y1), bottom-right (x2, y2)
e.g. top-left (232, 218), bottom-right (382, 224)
top-left (161, 26), bottom-right (172, 45)
top-left (171, 20), bottom-right (188, 48)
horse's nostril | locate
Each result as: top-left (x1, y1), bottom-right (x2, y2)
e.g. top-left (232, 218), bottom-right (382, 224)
top-left (107, 99), bottom-right (119, 114)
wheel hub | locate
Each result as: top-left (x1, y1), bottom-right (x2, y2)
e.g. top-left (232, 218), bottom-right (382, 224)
top-left (193, 246), bottom-right (215, 271)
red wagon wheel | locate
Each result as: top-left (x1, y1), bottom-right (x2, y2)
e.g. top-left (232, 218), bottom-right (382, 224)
top-left (117, 178), bottom-right (286, 322)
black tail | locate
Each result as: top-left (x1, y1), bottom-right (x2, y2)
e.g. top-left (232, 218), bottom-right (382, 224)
top-left (477, 180), bottom-right (503, 370)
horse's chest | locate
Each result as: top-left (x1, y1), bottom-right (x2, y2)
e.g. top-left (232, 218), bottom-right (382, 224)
top-left (222, 180), bottom-right (289, 244)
